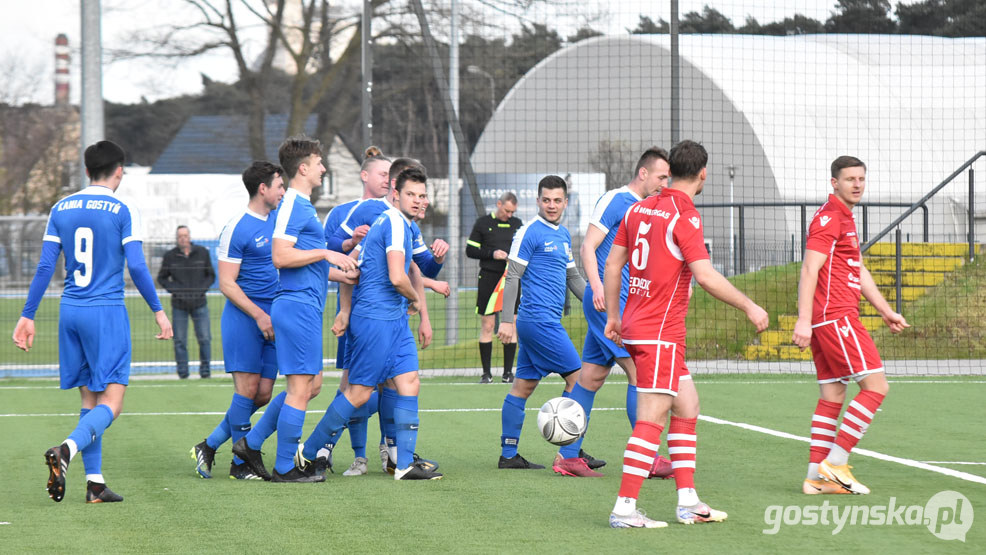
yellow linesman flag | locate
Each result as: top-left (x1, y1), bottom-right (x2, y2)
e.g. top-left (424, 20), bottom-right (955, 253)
top-left (486, 268), bottom-right (508, 314)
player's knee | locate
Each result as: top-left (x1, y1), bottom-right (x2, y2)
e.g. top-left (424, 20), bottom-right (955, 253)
top-left (309, 383), bottom-right (322, 399)
top-left (253, 389), bottom-right (273, 406)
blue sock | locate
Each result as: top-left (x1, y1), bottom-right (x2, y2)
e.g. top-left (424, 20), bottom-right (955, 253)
top-left (324, 390), bottom-right (345, 448)
top-left (500, 394), bottom-right (526, 458)
top-left (559, 383), bottom-right (596, 458)
top-left (377, 389), bottom-right (386, 447)
top-left (366, 389), bottom-right (380, 417)
top-left (301, 395), bottom-right (356, 461)
top-left (246, 391), bottom-right (284, 450)
top-left (626, 385), bottom-right (638, 429)
top-left (206, 418), bottom-right (231, 451)
top-left (273, 404), bottom-right (306, 474)
top-left (561, 389), bottom-right (571, 398)
top-left (348, 401), bottom-right (370, 459)
top-left (381, 388), bottom-right (398, 454)
top-left (67, 404), bottom-right (114, 452)
top-left (78, 408), bottom-right (102, 476)
top-left (227, 393), bottom-right (256, 465)
top-left (394, 394), bottom-right (419, 470)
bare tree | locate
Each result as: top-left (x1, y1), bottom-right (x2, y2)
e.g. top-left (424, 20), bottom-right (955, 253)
top-left (589, 139), bottom-right (635, 190)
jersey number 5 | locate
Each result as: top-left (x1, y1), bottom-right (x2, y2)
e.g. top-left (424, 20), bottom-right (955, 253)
top-left (74, 227), bottom-right (94, 288)
top-left (631, 222), bottom-right (651, 270)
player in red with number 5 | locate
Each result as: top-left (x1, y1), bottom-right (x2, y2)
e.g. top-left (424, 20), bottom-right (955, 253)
top-left (792, 156), bottom-right (909, 496)
top-left (603, 140), bottom-right (768, 529)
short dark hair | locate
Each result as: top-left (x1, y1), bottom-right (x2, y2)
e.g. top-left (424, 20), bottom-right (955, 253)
top-left (84, 140), bottom-right (126, 181)
top-left (633, 146), bottom-right (669, 176)
top-left (537, 175), bottom-right (568, 198)
top-left (277, 136), bottom-right (322, 179)
top-left (831, 156), bottom-right (866, 179)
top-left (668, 140), bottom-right (708, 179)
top-left (389, 157), bottom-right (424, 184)
top-left (242, 161), bottom-right (283, 197)
top-left (176, 225), bottom-right (189, 234)
top-left (498, 191), bottom-right (518, 204)
top-left (395, 166), bottom-right (427, 192)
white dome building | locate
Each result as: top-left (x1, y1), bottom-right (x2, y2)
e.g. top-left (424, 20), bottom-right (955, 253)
top-left (470, 34), bottom-right (986, 272)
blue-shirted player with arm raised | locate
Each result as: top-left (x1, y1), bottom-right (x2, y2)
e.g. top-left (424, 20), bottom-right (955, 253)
top-left (190, 161), bottom-right (285, 480)
top-left (232, 136), bottom-right (357, 483)
top-left (13, 140), bottom-right (173, 503)
top-left (555, 147), bottom-right (673, 478)
top-left (496, 175), bottom-right (586, 471)
top-left (301, 166), bottom-right (443, 480)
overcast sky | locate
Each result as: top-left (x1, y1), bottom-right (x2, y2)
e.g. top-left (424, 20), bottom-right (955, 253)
top-left (1, 1), bottom-right (913, 105)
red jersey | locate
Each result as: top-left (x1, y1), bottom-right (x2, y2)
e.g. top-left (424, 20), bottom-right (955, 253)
top-left (805, 194), bottom-right (862, 322)
top-left (613, 188), bottom-right (710, 343)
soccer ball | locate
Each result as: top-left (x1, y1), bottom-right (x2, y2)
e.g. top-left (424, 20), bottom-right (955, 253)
top-left (537, 397), bottom-right (587, 446)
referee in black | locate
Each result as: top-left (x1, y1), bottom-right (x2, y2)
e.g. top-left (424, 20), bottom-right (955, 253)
top-left (466, 191), bottom-right (523, 383)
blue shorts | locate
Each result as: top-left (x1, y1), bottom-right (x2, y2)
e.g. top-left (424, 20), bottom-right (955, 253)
top-left (58, 303), bottom-right (131, 391)
top-left (221, 299), bottom-right (277, 380)
top-left (271, 298), bottom-right (323, 375)
top-left (581, 297), bottom-right (629, 366)
top-left (347, 317), bottom-right (417, 387)
top-left (515, 318), bottom-right (581, 381)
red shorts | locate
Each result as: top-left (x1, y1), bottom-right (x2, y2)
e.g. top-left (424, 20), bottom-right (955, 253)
top-left (810, 315), bottom-right (884, 384)
top-left (624, 340), bottom-right (691, 396)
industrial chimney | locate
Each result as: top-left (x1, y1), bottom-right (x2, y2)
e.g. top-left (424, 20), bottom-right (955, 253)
top-left (55, 34), bottom-right (70, 106)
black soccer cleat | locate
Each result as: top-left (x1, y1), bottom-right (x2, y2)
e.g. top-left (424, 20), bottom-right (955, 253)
top-left (271, 465), bottom-right (326, 483)
top-left (86, 481), bottom-right (123, 503)
top-left (395, 461), bottom-right (443, 480)
top-left (190, 440), bottom-right (216, 479)
top-left (44, 444), bottom-right (70, 502)
top-left (232, 437), bottom-right (272, 481)
top-left (229, 461), bottom-right (264, 480)
top-left (579, 449), bottom-right (606, 470)
top-left (501, 372), bottom-right (514, 383)
top-left (479, 374), bottom-right (493, 384)
top-left (498, 454), bottom-right (545, 469)
top-left (387, 452), bottom-right (439, 475)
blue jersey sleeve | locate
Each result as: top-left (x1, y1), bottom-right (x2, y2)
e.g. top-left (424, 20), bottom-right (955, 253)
top-left (21, 241), bottom-right (61, 319)
top-left (125, 241), bottom-right (163, 312)
top-left (508, 223), bottom-right (535, 266)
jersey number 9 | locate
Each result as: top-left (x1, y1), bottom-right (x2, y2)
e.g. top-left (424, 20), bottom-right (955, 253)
top-left (74, 227), bottom-right (94, 288)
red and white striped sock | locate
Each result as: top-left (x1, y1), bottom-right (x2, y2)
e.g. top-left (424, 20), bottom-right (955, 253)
top-left (617, 420), bottom-right (663, 500)
top-left (808, 399), bottom-right (842, 478)
top-left (828, 390), bottom-right (885, 466)
top-left (668, 416), bottom-right (697, 491)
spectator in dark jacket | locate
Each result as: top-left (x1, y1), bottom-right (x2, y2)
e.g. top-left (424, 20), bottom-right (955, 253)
top-left (158, 225), bottom-right (215, 378)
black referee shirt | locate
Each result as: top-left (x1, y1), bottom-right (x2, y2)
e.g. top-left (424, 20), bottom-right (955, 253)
top-left (466, 212), bottom-right (523, 274)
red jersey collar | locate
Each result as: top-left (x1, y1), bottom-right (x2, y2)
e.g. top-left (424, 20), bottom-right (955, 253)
top-left (827, 194), bottom-right (854, 217)
top-left (662, 187), bottom-right (696, 208)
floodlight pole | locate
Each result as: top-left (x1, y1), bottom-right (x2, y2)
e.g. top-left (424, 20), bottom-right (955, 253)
top-left (361, 0), bottom-right (373, 148)
top-left (670, 0), bottom-right (680, 145)
top-left (447, 0), bottom-right (460, 345)
top-left (80, 0), bottom-right (104, 187)
top-left (728, 165), bottom-right (736, 275)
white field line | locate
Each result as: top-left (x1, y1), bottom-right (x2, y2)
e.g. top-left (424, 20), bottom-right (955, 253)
top-left (2, 379), bottom-right (985, 391)
top-left (921, 462), bottom-right (986, 466)
top-left (699, 414), bottom-right (986, 486)
top-left (1, 403), bottom-right (982, 486)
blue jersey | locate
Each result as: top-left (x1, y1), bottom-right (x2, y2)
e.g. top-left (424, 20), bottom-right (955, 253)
top-left (331, 197), bottom-right (441, 277)
top-left (273, 188), bottom-right (328, 308)
top-left (323, 199), bottom-right (360, 253)
top-left (587, 186), bottom-right (642, 299)
top-left (42, 185), bottom-right (142, 307)
top-left (217, 207), bottom-right (279, 302)
top-left (352, 207), bottom-right (413, 321)
top-left (508, 216), bottom-right (575, 323)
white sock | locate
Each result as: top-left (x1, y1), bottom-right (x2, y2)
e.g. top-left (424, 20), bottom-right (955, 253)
top-left (612, 496), bottom-right (636, 516)
top-left (826, 445), bottom-right (850, 466)
top-left (64, 439), bottom-right (78, 460)
top-left (807, 463), bottom-right (820, 480)
top-left (677, 487), bottom-right (699, 507)
top-left (86, 473), bottom-right (105, 484)
top-left (387, 443), bottom-right (397, 462)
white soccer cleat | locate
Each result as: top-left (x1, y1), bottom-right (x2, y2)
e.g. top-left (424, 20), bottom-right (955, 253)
top-left (343, 457), bottom-right (368, 476)
top-left (293, 443), bottom-right (310, 469)
top-left (818, 459), bottom-right (870, 494)
top-left (609, 509), bottom-right (669, 529)
top-left (676, 502), bottom-right (728, 524)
